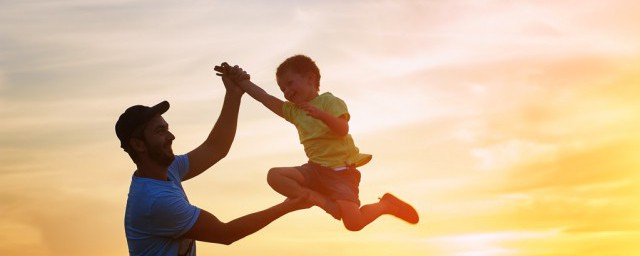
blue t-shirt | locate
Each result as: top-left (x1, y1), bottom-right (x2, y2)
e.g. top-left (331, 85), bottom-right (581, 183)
top-left (125, 154), bottom-right (201, 256)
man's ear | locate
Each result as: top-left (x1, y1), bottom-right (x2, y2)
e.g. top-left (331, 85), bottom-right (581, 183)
top-left (130, 137), bottom-right (147, 153)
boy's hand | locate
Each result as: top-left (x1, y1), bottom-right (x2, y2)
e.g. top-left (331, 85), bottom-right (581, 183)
top-left (297, 102), bottom-right (325, 120)
top-left (298, 102), bottom-right (349, 136)
top-left (215, 62), bottom-right (250, 81)
top-left (229, 65), bottom-right (250, 82)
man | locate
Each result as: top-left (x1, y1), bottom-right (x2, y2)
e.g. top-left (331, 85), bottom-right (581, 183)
top-left (115, 68), bottom-right (310, 256)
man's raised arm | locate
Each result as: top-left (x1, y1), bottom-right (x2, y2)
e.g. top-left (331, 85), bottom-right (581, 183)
top-left (184, 74), bottom-right (243, 181)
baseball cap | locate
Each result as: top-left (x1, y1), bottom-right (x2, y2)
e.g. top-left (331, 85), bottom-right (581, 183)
top-left (115, 101), bottom-right (170, 150)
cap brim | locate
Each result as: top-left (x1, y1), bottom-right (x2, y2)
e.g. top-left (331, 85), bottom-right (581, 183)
top-left (150, 101), bottom-right (170, 116)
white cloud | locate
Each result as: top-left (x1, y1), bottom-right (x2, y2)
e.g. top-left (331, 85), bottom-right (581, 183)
top-left (425, 230), bottom-right (559, 256)
top-left (471, 139), bottom-right (560, 171)
top-left (0, 70), bottom-right (5, 91)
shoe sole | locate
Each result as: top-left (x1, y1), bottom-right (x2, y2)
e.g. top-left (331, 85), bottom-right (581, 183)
top-left (381, 193), bottom-right (419, 224)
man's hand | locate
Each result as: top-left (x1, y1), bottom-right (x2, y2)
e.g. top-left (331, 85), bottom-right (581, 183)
top-left (221, 75), bottom-right (244, 96)
top-left (282, 191), bottom-right (314, 211)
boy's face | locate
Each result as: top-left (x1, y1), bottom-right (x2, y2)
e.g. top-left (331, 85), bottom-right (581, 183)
top-left (277, 69), bottom-right (318, 104)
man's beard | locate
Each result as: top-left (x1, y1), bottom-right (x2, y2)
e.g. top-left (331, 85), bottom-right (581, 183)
top-left (145, 140), bottom-right (175, 167)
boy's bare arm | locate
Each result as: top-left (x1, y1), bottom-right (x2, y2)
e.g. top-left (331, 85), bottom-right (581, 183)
top-left (237, 80), bottom-right (285, 118)
top-left (215, 63), bottom-right (285, 118)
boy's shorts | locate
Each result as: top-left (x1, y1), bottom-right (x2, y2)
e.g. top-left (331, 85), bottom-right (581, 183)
top-left (296, 161), bottom-right (361, 206)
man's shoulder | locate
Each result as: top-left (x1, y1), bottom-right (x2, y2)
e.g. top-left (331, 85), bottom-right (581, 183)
top-left (168, 154), bottom-right (189, 180)
top-left (129, 178), bottom-right (175, 199)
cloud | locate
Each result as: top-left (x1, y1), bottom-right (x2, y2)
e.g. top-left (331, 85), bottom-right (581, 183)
top-left (0, 181), bottom-right (125, 256)
top-left (471, 139), bottom-right (560, 170)
top-left (0, 221), bottom-right (49, 256)
top-left (425, 230), bottom-right (554, 256)
top-left (494, 139), bottom-right (640, 193)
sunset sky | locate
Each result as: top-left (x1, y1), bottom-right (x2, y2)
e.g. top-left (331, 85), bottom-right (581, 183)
top-left (1, 1), bottom-right (639, 255)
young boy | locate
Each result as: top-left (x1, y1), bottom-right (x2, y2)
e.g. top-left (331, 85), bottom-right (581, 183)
top-left (215, 55), bottom-right (419, 231)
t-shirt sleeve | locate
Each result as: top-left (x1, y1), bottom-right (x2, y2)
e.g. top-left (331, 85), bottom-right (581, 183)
top-left (169, 154), bottom-right (190, 180)
top-left (324, 94), bottom-right (350, 121)
top-left (282, 101), bottom-right (297, 123)
top-left (149, 195), bottom-right (201, 239)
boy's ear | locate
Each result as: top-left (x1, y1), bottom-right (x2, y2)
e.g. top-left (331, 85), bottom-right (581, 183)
top-left (306, 72), bottom-right (319, 90)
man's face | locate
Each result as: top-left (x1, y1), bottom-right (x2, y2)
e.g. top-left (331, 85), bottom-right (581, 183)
top-left (277, 69), bottom-right (318, 104)
top-left (142, 115), bottom-right (175, 166)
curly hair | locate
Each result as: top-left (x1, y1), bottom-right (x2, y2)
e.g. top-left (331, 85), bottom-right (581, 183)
top-left (276, 55), bottom-right (321, 90)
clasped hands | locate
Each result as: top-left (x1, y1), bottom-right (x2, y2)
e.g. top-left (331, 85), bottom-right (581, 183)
top-left (214, 62), bottom-right (250, 95)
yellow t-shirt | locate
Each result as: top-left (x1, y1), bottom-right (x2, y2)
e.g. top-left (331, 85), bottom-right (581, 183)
top-left (282, 92), bottom-right (372, 169)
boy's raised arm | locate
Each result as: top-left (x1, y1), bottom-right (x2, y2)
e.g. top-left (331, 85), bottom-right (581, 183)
top-left (215, 63), bottom-right (284, 118)
top-left (237, 79), bottom-right (285, 118)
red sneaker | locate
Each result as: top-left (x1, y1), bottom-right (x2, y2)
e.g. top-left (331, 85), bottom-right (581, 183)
top-left (380, 193), bottom-right (419, 224)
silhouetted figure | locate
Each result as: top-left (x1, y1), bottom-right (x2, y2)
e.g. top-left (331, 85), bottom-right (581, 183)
top-left (216, 55), bottom-right (418, 232)
top-left (116, 69), bottom-right (311, 256)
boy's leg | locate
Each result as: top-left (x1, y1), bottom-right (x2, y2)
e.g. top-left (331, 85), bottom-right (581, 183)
top-left (379, 193), bottom-right (419, 224)
top-left (336, 200), bottom-right (387, 232)
top-left (266, 167), bottom-right (306, 197)
top-left (267, 167), bottom-right (341, 219)
top-left (337, 194), bottom-right (420, 231)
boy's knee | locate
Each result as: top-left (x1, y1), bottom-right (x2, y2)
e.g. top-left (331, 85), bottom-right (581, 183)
top-left (341, 217), bottom-right (364, 232)
top-left (267, 167), bottom-right (280, 176)
top-left (267, 168), bottom-right (285, 184)
top-left (343, 220), bottom-right (364, 232)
